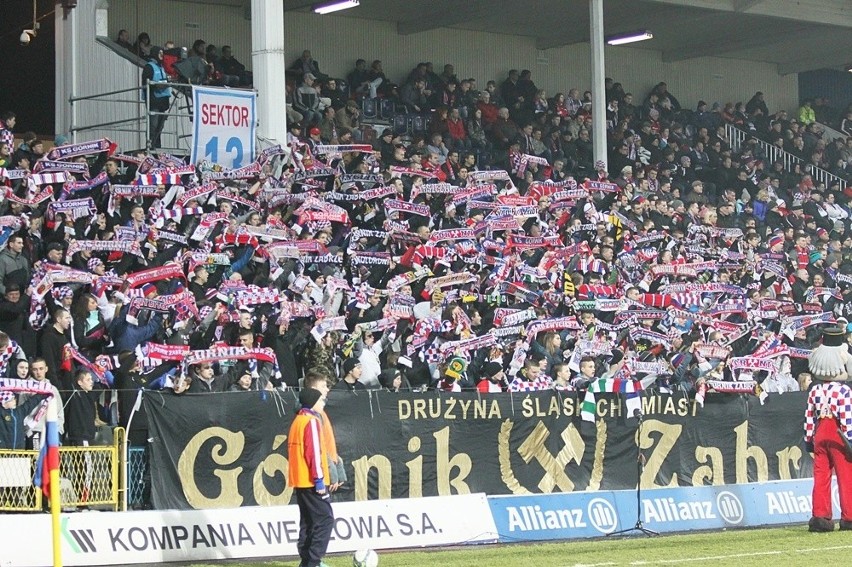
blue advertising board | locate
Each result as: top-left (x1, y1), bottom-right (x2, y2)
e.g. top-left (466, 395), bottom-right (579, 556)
top-left (488, 479), bottom-right (836, 541)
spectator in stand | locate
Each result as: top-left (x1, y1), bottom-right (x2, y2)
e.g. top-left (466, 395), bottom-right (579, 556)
top-left (466, 107), bottom-right (491, 154)
top-left (840, 112), bottom-right (852, 137)
top-left (347, 59), bottom-right (371, 99)
top-left (318, 107), bottom-right (338, 143)
top-left (335, 100), bottom-right (361, 142)
top-left (333, 358), bottom-right (366, 392)
top-left (12, 131), bottom-right (42, 167)
top-left (294, 73), bottom-right (322, 127)
top-left (288, 49), bottom-right (326, 82)
top-left (798, 99), bottom-right (816, 126)
top-left (0, 141), bottom-right (12, 169)
top-left (0, 283), bottom-right (31, 356)
top-left (401, 78), bottom-right (428, 114)
top-left (320, 78), bottom-right (345, 111)
top-left (446, 107), bottom-right (469, 151)
top-left (133, 32), bottom-right (152, 59)
top-left (116, 29), bottom-right (133, 51)
top-left (0, 111), bottom-right (14, 153)
top-left (38, 308), bottom-right (71, 393)
top-left (23, 358), bottom-right (64, 451)
top-left (187, 362), bottom-right (228, 393)
top-left (0, 389), bottom-right (48, 450)
top-left (64, 369), bottom-right (104, 446)
top-left (216, 46), bottom-right (251, 86)
top-left (0, 235), bottom-right (30, 296)
top-left (367, 60), bottom-right (387, 97)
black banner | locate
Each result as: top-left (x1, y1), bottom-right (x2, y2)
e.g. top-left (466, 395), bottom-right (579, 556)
top-left (144, 390), bottom-right (813, 510)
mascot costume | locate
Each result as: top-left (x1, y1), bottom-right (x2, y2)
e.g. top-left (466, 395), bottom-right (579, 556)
top-left (804, 325), bottom-right (852, 532)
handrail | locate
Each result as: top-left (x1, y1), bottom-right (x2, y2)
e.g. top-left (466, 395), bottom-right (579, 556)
top-left (69, 85), bottom-right (144, 103)
top-left (724, 123), bottom-right (847, 190)
top-left (815, 121), bottom-right (848, 142)
top-left (70, 117), bottom-right (144, 133)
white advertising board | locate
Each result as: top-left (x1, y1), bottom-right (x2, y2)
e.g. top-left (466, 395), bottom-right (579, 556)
top-left (0, 494), bottom-right (497, 566)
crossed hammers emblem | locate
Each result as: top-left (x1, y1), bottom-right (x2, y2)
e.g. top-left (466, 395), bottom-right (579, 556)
top-left (516, 421), bottom-right (584, 492)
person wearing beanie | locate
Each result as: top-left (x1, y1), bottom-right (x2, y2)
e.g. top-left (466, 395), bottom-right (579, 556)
top-left (288, 384), bottom-right (334, 567)
top-left (804, 326), bottom-right (852, 532)
top-left (476, 360), bottom-right (506, 393)
top-left (378, 368), bottom-right (407, 392)
top-left (332, 358), bottom-right (365, 392)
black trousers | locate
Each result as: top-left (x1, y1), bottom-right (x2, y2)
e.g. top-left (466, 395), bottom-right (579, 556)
top-left (295, 487), bottom-right (334, 567)
top-left (148, 96), bottom-right (170, 149)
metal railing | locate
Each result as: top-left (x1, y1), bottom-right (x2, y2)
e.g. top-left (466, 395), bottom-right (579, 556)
top-left (69, 82), bottom-right (194, 153)
top-left (126, 445), bottom-right (148, 509)
top-left (724, 123), bottom-right (847, 190)
top-left (0, 427), bottom-right (124, 512)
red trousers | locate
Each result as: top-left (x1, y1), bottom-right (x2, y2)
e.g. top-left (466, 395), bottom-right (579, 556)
top-left (812, 417), bottom-right (852, 521)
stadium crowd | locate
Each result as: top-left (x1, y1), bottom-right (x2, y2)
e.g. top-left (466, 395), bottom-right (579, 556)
top-left (0, 44), bottom-right (851, 461)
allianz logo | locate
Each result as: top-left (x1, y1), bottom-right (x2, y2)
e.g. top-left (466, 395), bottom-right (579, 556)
top-left (505, 499), bottom-right (618, 534)
top-left (766, 490), bottom-right (812, 515)
top-left (643, 492), bottom-right (744, 524)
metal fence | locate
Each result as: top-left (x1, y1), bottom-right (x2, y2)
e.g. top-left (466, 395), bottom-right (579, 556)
top-left (126, 446), bottom-right (148, 508)
top-left (725, 123), bottom-right (847, 190)
top-left (0, 428), bottom-right (124, 512)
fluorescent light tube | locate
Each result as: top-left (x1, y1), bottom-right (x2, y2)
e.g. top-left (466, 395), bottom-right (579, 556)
top-left (607, 31), bottom-right (653, 46)
top-left (313, 0), bottom-right (360, 14)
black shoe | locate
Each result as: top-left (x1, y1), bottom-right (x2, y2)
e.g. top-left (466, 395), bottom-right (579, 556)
top-left (840, 520), bottom-right (852, 531)
top-left (809, 516), bottom-right (835, 532)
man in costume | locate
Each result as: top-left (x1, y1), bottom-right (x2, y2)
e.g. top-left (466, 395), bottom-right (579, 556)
top-left (804, 326), bottom-right (852, 532)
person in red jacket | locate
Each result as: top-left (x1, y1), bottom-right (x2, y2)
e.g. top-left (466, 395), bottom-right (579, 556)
top-left (446, 108), bottom-right (469, 151)
top-left (288, 388), bottom-right (333, 567)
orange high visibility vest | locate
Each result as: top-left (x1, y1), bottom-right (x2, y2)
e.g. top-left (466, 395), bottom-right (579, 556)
top-left (288, 410), bottom-right (330, 489)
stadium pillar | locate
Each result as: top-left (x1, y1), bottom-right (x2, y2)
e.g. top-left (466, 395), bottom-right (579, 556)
top-left (54, 4), bottom-right (78, 143)
top-left (590, 0), bottom-right (607, 171)
top-left (251, 0), bottom-right (288, 146)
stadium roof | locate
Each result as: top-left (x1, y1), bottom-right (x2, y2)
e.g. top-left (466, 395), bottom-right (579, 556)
top-left (205, 0), bottom-right (852, 75)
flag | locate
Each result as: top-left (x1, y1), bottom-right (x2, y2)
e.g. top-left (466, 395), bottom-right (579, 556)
top-left (581, 377), bottom-right (641, 422)
top-left (34, 418), bottom-right (60, 497)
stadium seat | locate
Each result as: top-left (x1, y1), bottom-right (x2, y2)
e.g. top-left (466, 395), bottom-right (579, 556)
top-left (393, 114), bottom-right (409, 136)
top-left (362, 97), bottom-right (378, 119)
top-left (379, 99), bottom-right (396, 120)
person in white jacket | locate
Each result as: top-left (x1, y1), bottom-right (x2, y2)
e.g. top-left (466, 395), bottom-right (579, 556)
top-left (355, 330), bottom-right (391, 389)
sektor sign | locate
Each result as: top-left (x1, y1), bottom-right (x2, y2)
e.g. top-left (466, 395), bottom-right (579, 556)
top-left (191, 86), bottom-right (256, 169)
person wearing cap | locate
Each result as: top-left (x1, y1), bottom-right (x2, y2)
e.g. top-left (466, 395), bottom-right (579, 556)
top-left (288, 386), bottom-right (334, 567)
top-left (304, 125), bottom-right (323, 153)
top-left (332, 358), bottom-right (366, 392)
top-left (804, 326), bottom-right (852, 532)
top-left (476, 361), bottom-right (506, 393)
top-left (294, 72), bottom-right (322, 127)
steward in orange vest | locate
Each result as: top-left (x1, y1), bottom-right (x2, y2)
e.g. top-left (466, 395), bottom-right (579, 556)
top-left (288, 388), bottom-right (334, 567)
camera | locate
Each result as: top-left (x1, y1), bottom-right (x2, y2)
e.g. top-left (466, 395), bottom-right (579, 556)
top-left (20, 30), bottom-right (35, 45)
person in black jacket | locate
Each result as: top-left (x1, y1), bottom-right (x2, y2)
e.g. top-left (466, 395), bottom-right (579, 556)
top-left (64, 369), bottom-right (103, 446)
top-left (187, 362), bottom-right (229, 393)
top-left (0, 391), bottom-right (47, 449)
top-left (38, 308), bottom-right (72, 394)
top-left (0, 283), bottom-right (34, 357)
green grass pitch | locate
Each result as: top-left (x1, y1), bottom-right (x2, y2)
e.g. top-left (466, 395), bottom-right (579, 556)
top-left (186, 524), bottom-right (852, 566)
